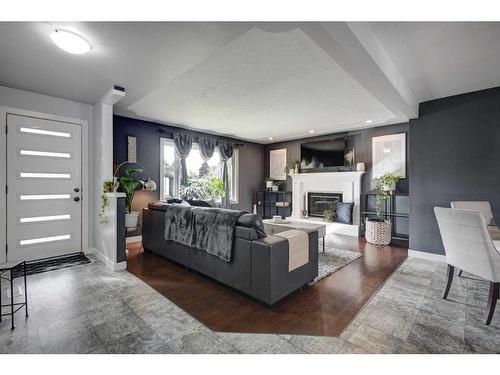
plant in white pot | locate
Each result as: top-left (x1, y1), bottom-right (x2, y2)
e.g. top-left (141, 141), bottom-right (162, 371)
top-left (115, 165), bottom-right (157, 231)
top-left (365, 172), bottom-right (401, 245)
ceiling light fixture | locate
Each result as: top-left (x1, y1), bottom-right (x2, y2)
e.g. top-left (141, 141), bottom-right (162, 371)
top-left (268, 137), bottom-right (273, 140)
top-left (366, 119), bottom-right (373, 124)
top-left (51, 29), bottom-right (92, 55)
top-left (309, 130), bottom-right (315, 134)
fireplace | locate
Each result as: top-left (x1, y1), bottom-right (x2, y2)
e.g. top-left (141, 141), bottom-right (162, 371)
top-left (307, 192), bottom-right (343, 218)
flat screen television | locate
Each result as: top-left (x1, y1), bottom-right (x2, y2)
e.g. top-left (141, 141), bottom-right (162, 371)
top-left (300, 138), bottom-right (346, 170)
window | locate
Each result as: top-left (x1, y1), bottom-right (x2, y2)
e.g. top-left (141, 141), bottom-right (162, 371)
top-left (160, 138), bottom-right (239, 204)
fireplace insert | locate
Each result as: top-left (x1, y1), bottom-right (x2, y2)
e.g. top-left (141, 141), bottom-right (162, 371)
top-left (307, 192), bottom-right (343, 218)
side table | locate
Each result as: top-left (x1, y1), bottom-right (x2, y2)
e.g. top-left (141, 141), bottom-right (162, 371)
top-left (0, 261), bottom-right (29, 330)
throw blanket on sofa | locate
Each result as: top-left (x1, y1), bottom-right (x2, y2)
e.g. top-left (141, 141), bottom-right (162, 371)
top-left (273, 229), bottom-right (309, 271)
top-left (164, 205), bottom-right (246, 262)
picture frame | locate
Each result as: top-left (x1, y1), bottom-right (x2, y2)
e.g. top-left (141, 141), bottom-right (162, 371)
top-left (372, 133), bottom-right (406, 179)
top-left (269, 148), bottom-right (287, 180)
top-left (127, 136), bottom-right (137, 163)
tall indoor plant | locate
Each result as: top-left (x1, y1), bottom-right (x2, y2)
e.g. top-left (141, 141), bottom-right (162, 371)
top-left (365, 172), bottom-right (401, 245)
top-left (115, 168), bottom-right (144, 231)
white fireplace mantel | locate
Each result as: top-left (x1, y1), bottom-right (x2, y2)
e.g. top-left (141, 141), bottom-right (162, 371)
top-left (288, 171), bottom-right (365, 237)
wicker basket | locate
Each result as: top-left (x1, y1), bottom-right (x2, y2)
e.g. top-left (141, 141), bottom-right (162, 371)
top-left (365, 219), bottom-right (392, 245)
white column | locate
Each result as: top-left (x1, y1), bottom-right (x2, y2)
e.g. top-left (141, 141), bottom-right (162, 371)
top-left (93, 87), bottom-right (126, 270)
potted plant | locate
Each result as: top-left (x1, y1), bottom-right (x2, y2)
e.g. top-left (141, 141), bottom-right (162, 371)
top-left (116, 168), bottom-right (144, 231)
top-left (323, 208), bottom-right (336, 223)
top-left (377, 172), bottom-right (400, 192)
top-left (284, 160), bottom-right (300, 175)
top-left (365, 172), bottom-right (401, 245)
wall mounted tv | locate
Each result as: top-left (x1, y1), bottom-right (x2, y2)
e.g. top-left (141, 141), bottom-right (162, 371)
top-left (300, 138), bottom-right (346, 170)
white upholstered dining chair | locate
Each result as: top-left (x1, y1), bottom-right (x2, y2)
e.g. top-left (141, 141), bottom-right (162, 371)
top-left (451, 201), bottom-right (500, 240)
top-left (434, 207), bottom-right (500, 325)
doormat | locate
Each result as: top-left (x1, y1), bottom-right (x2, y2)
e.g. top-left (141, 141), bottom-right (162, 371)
top-left (12, 253), bottom-right (91, 277)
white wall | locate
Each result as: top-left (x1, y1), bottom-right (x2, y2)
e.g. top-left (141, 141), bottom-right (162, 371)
top-left (0, 85), bottom-right (95, 262)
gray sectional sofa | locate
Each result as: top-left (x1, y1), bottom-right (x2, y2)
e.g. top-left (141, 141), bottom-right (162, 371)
top-left (142, 203), bottom-right (318, 305)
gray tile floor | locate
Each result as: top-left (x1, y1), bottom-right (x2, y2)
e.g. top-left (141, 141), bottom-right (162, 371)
top-left (1, 253), bottom-right (500, 353)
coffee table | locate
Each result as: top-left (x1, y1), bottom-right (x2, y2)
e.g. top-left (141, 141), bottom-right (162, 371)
top-left (263, 219), bottom-right (327, 252)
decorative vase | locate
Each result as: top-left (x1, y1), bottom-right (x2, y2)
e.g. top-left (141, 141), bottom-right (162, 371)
top-left (365, 219), bottom-right (391, 245)
top-left (125, 211), bottom-right (140, 231)
top-left (252, 204), bottom-right (257, 214)
top-left (294, 165), bottom-right (299, 174)
top-left (356, 162), bottom-right (366, 172)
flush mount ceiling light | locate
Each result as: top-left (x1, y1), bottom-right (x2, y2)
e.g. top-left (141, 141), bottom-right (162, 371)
top-left (268, 137), bottom-right (273, 140)
top-left (50, 29), bottom-right (92, 54)
top-left (309, 130), bottom-right (315, 134)
top-left (366, 119), bottom-right (373, 124)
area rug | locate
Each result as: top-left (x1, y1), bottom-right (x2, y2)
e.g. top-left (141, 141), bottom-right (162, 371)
top-left (12, 252), bottom-right (91, 277)
top-left (309, 246), bottom-right (362, 285)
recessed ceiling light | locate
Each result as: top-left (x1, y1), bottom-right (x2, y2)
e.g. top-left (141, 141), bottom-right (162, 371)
top-left (268, 137), bottom-right (273, 140)
top-left (309, 130), bottom-right (315, 134)
top-left (51, 29), bottom-right (92, 55)
top-left (366, 119), bottom-right (373, 124)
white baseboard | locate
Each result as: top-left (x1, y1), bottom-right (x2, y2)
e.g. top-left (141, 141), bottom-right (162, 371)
top-left (126, 235), bottom-right (142, 244)
top-left (88, 247), bottom-right (127, 271)
top-left (408, 249), bottom-right (446, 263)
top-left (83, 247), bottom-right (94, 254)
top-left (113, 261), bottom-right (127, 271)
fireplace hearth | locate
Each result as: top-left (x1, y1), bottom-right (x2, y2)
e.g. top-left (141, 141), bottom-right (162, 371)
top-left (307, 192), bottom-right (343, 218)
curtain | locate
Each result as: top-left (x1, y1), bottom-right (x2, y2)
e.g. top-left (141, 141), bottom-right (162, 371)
top-left (218, 142), bottom-right (234, 208)
top-left (199, 137), bottom-right (216, 161)
top-left (173, 133), bottom-right (193, 186)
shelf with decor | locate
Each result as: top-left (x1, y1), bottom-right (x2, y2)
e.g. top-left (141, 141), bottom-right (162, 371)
top-left (360, 190), bottom-right (409, 242)
top-left (256, 190), bottom-right (292, 219)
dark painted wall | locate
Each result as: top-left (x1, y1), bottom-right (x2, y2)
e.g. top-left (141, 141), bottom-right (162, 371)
top-left (410, 87), bottom-right (500, 255)
top-left (113, 115), bottom-right (265, 214)
top-left (264, 123), bottom-right (410, 236)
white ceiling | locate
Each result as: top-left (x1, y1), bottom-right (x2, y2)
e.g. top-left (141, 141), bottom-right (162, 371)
top-left (369, 22), bottom-right (500, 102)
top-left (0, 22), bottom-right (499, 143)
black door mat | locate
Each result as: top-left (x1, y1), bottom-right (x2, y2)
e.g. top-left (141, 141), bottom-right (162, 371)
top-left (12, 253), bottom-right (91, 277)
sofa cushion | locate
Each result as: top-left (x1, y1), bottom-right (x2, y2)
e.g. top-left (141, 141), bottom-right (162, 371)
top-left (187, 199), bottom-right (213, 207)
top-left (336, 202), bottom-right (354, 224)
top-left (237, 213), bottom-right (267, 238)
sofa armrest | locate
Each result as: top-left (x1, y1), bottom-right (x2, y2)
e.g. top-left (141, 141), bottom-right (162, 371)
top-left (250, 229), bottom-right (318, 305)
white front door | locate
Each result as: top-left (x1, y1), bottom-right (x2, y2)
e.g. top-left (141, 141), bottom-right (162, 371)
top-left (6, 114), bottom-right (82, 262)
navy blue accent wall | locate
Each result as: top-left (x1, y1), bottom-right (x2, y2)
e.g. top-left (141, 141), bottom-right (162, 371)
top-left (410, 87), bottom-right (500, 255)
top-left (113, 115), bottom-right (265, 214)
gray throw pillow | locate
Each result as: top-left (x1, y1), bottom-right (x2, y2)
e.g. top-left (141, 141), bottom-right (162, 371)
top-left (336, 202), bottom-right (354, 224)
top-left (237, 213), bottom-right (267, 238)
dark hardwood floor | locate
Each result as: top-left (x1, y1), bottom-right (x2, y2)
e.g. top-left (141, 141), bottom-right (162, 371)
top-left (126, 234), bottom-right (408, 337)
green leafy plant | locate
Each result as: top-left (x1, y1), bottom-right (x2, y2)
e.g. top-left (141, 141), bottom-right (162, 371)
top-left (116, 168), bottom-right (143, 213)
top-left (180, 176), bottom-right (225, 200)
top-left (374, 172), bottom-right (401, 219)
top-left (99, 181), bottom-right (114, 224)
top-left (284, 160), bottom-right (300, 174)
top-left (323, 208), bottom-right (336, 223)
top-left (207, 177), bottom-right (225, 198)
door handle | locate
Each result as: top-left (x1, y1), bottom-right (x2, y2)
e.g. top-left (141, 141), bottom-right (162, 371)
top-left (74, 197), bottom-right (80, 202)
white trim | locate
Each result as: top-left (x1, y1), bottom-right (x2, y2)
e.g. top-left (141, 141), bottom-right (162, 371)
top-left (126, 235), bottom-right (142, 244)
top-left (0, 105), bottom-right (89, 264)
top-left (88, 246), bottom-right (126, 271)
top-left (113, 261), bottom-right (127, 271)
top-left (408, 249), bottom-right (446, 263)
